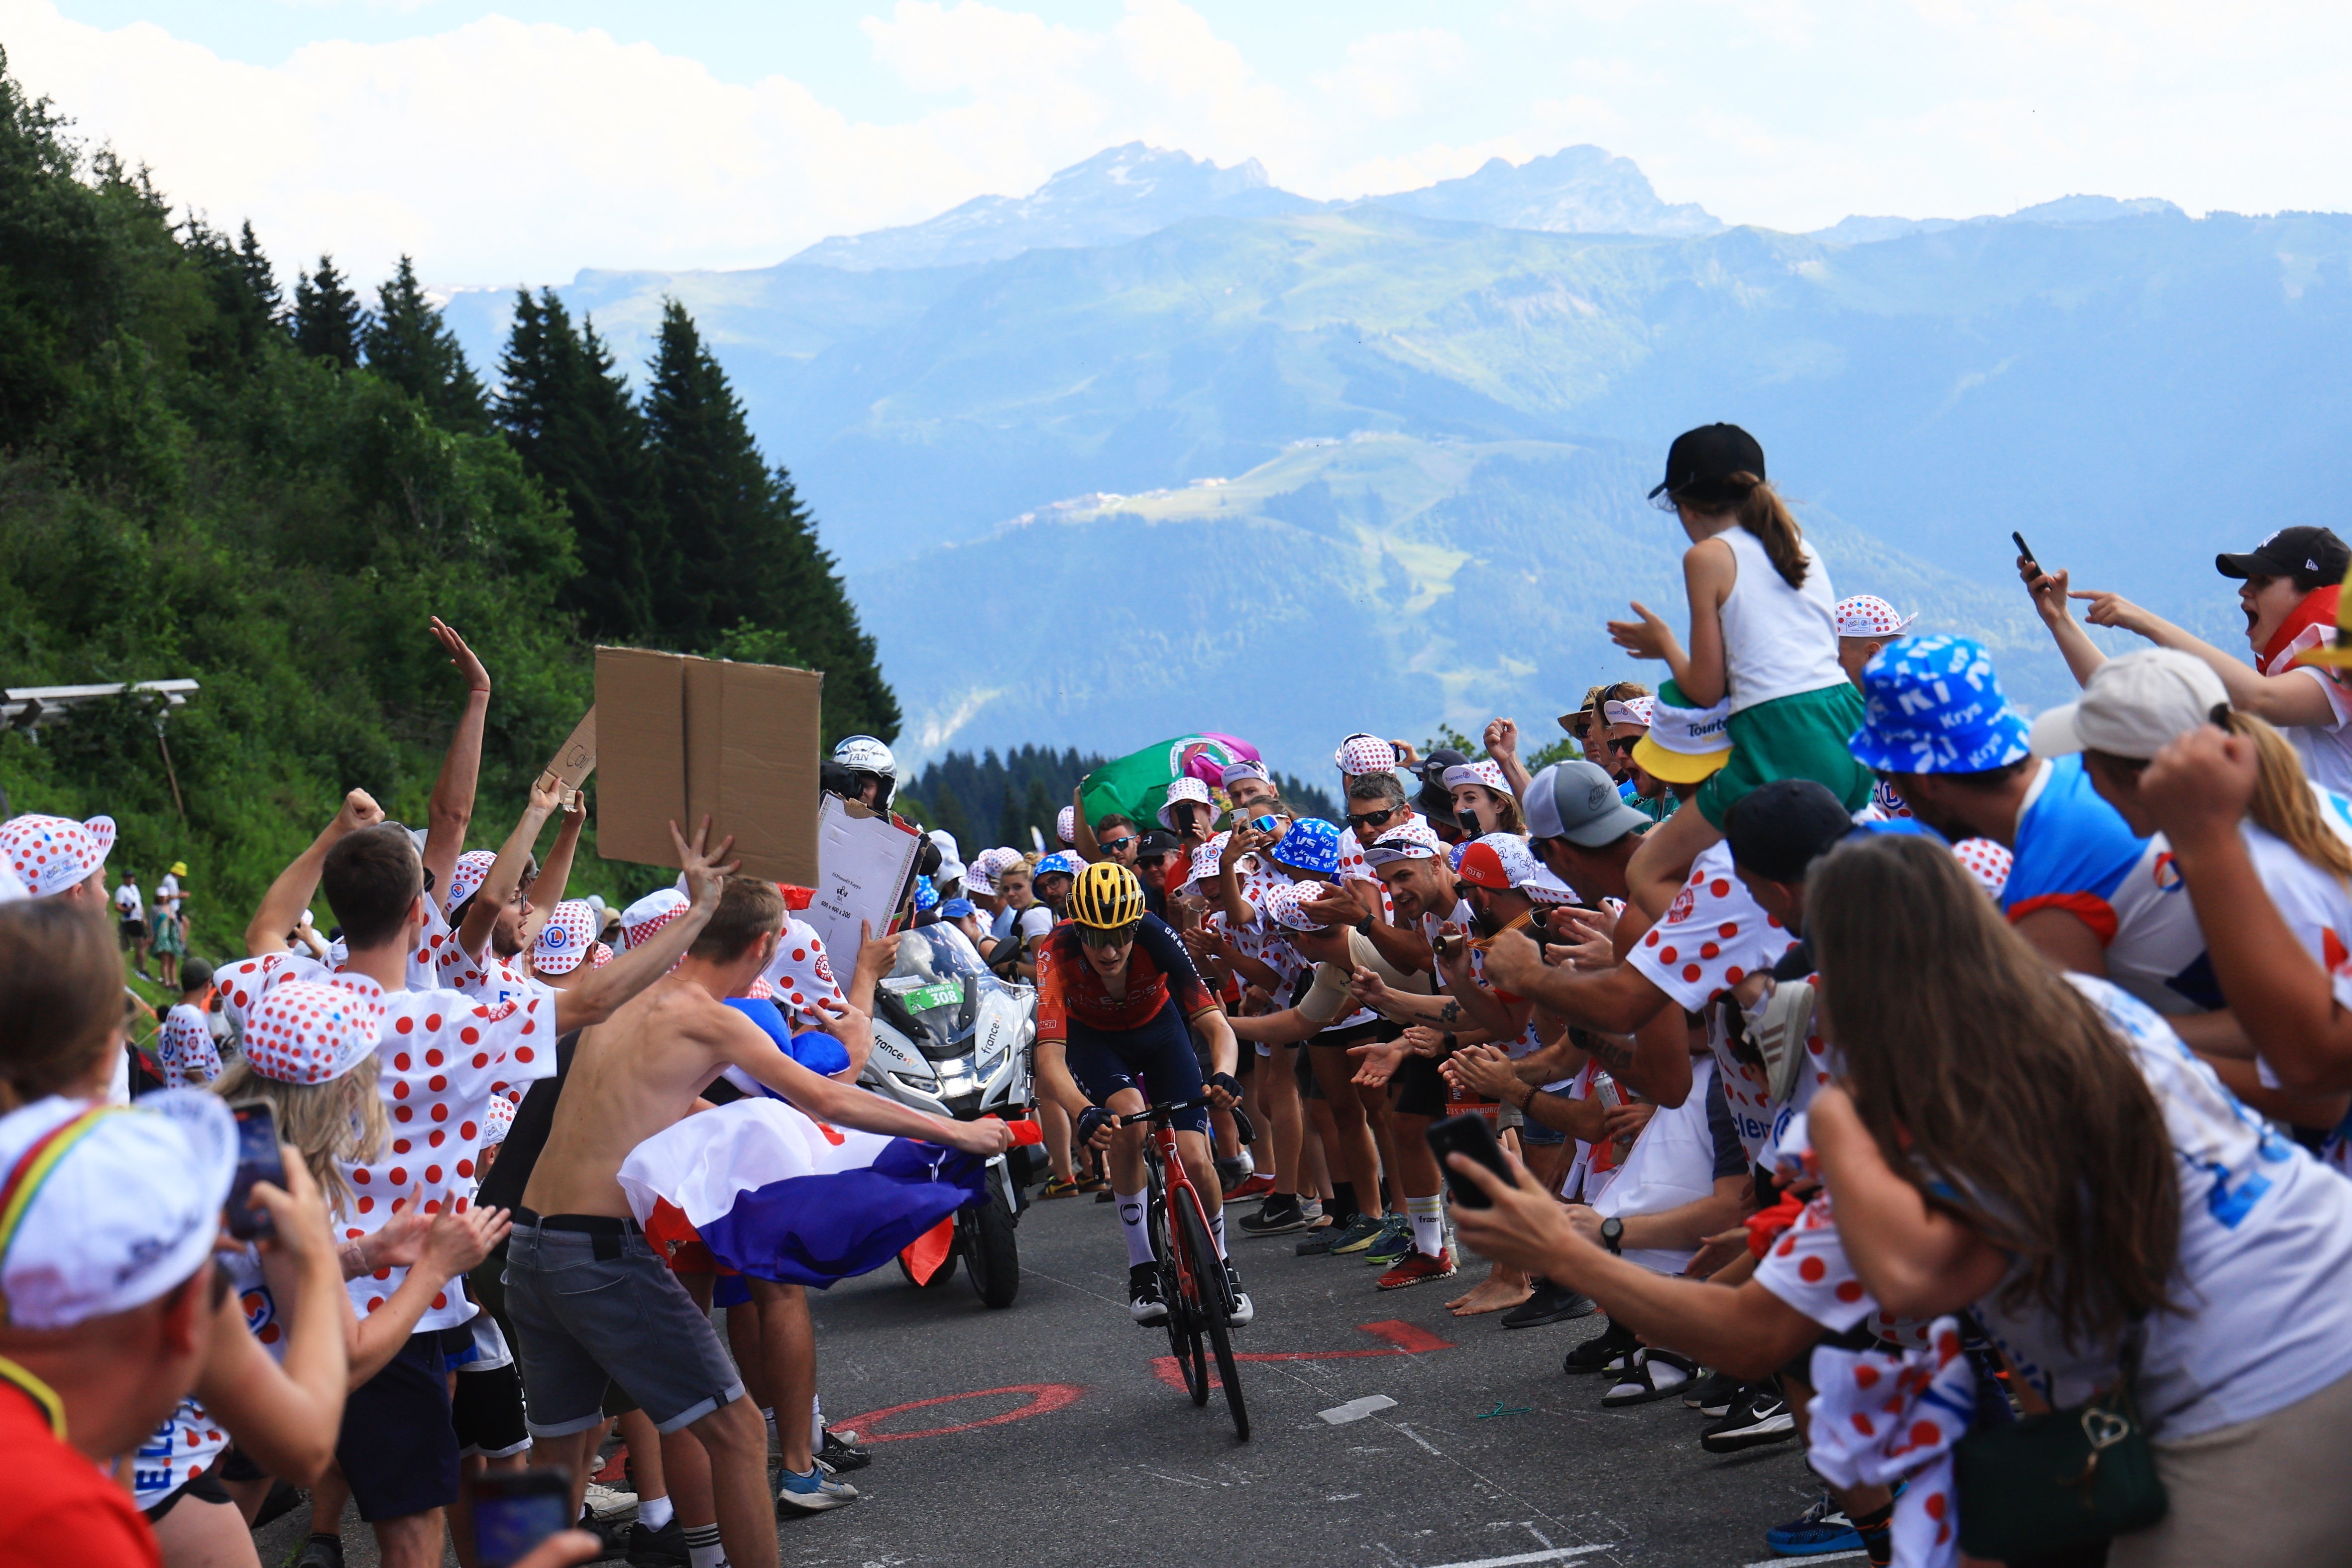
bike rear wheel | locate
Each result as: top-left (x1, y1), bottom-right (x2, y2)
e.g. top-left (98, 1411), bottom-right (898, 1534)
top-left (1171, 1184), bottom-right (1249, 1441)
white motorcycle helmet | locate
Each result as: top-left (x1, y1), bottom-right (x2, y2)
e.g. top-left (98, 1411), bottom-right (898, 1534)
top-left (831, 735), bottom-right (899, 809)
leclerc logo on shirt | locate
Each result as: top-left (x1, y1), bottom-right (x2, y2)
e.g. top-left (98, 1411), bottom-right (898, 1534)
top-left (2152, 852), bottom-right (2185, 894)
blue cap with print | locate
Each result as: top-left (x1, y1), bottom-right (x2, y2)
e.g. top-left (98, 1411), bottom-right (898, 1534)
top-left (1268, 817), bottom-right (1342, 877)
top-left (913, 874), bottom-right (939, 912)
top-left (1034, 851), bottom-right (1084, 879)
top-left (1848, 634), bottom-right (2032, 775)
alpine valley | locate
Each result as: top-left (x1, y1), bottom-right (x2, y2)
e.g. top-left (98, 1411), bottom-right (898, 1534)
top-left (438, 144), bottom-right (2352, 779)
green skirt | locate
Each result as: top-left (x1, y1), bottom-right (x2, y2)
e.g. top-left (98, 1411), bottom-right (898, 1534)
top-left (151, 913), bottom-right (185, 955)
top-left (1694, 682), bottom-right (1875, 830)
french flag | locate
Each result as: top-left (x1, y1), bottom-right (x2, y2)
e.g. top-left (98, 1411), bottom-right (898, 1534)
top-left (617, 1099), bottom-right (989, 1289)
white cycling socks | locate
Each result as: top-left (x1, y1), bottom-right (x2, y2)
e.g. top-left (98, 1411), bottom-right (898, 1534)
top-left (1116, 1189), bottom-right (1154, 1267)
top-left (1210, 1209), bottom-right (1229, 1260)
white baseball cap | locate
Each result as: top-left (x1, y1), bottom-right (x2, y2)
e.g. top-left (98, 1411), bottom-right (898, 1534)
top-left (0, 1091), bottom-right (236, 1330)
top-left (2028, 649), bottom-right (2229, 761)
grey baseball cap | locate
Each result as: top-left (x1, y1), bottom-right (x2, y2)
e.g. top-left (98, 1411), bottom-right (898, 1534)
top-left (1524, 761), bottom-right (1651, 848)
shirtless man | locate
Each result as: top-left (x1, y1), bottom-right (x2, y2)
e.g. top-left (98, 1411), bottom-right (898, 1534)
top-left (509, 868), bottom-right (1012, 1568)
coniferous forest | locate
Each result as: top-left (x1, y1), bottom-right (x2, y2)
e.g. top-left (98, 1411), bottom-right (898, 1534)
top-left (0, 53), bottom-right (894, 948)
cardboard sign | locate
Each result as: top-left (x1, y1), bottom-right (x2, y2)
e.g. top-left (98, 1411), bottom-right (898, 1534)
top-left (806, 793), bottom-right (920, 961)
top-left (547, 707), bottom-right (598, 791)
top-left (593, 648), bottom-right (823, 883)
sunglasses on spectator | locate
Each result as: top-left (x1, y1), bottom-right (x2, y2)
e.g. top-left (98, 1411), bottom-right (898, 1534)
top-left (1346, 806), bottom-right (1403, 833)
top-left (1606, 735), bottom-right (1642, 755)
top-left (1098, 836), bottom-right (1137, 854)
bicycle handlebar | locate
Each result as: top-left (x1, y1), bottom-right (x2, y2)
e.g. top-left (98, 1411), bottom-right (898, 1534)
top-left (1115, 1097), bottom-right (1258, 1144)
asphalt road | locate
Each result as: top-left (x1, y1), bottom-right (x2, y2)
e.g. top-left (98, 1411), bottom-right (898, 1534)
top-left (258, 1193), bottom-right (1825, 1568)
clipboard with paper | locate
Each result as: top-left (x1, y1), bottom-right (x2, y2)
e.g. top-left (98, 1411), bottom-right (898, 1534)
top-left (805, 794), bottom-right (921, 960)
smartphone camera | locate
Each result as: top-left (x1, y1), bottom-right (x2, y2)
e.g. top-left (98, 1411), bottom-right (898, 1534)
top-left (1456, 809), bottom-right (1482, 836)
top-left (226, 1101), bottom-right (287, 1242)
top-left (472, 1466), bottom-right (573, 1568)
top-left (1426, 1112), bottom-right (1513, 1210)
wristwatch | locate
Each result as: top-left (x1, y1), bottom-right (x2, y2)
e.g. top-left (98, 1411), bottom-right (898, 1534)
top-left (1598, 1216), bottom-right (1624, 1256)
top-left (1354, 914), bottom-right (1376, 935)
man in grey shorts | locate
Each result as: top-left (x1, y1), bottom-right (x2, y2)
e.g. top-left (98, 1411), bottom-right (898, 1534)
top-left (510, 859), bottom-right (1011, 1568)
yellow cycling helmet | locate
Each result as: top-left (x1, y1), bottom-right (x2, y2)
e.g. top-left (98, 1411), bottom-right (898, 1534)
top-left (1068, 861), bottom-right (1146, 930)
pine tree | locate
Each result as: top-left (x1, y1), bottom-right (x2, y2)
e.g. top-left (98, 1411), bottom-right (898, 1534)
top-left (363, 255), bottom-right (489, 433)
top-left (641, 298), bottom-right (899, 742)
top-left (290, 254), bottom-right (365, 367)
top-left (494, 289), bottom-right (664, 639)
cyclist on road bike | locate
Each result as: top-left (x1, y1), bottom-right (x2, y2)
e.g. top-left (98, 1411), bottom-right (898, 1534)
top-left (1033, 861), bottom-right (1256, 1328)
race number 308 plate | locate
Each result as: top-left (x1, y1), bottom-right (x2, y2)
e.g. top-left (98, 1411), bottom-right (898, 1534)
top-left (896, 980), bottom-right (964, 1012)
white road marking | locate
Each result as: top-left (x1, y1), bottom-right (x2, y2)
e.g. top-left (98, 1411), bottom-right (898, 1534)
top-left (1416, 1544), bottom-right (1616, 1568)
top-left (1740, 1554), bottom-right (1864, 1568)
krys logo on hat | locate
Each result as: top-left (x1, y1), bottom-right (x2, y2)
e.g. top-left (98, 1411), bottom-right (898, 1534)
top-left (1847, 635), bottom-right (2031, 776)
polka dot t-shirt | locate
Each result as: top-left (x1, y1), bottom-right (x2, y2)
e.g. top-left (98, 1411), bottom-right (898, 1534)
top-left (216, 949), bottom-right (558, 1331)
top-left (1626, 843), bottom-right (1795, 1012)
top-left (159, 1002), bottom-right (220, 1088)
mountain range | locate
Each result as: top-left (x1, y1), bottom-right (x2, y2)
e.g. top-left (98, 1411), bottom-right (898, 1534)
top-left (434, 147), bottom-right (2352, 780)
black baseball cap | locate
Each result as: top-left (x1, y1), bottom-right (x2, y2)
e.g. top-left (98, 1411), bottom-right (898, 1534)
top-left (2216, 527), bottom-right (2350, 592)
top-left (1724, 778), bottom-right (1856, 885)
top-left (1137, 829), bottom-right (1181, 862)
top-left (1649, 423), bottom-right (1767, 505)
top-left (1416, 748), bottom-right (1469, 816)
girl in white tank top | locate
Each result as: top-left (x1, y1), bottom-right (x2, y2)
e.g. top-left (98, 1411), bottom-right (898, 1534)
top-left (1607, 424), bottom-right (1876, 915)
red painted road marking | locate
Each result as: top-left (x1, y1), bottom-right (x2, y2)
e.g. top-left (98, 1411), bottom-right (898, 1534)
top-left (833, 1383), bottom-right (1084, 1443)
top-left (1151, 1319), bottom-right (1454, 1391)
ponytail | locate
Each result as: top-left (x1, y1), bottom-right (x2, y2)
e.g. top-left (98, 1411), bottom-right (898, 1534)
top-left (1727, 472), bottom-right (1808, 590)
top-left (2221, 710), bottom-right (2352, 888)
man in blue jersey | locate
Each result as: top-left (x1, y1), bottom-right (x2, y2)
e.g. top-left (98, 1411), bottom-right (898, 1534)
top-left (1847, 637), bottom-right (2230, 1044)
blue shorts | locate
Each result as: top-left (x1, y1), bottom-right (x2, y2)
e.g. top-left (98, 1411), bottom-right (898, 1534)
top-left (1060, 1002), bottom-right (1209, 1136)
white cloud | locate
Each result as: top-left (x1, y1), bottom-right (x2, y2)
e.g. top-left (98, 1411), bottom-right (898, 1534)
top-left (3, 0), bottom-right (2351, 294)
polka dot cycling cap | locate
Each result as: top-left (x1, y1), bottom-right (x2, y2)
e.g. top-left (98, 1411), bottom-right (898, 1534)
top-left (481, 1090), bottom-right (516, 1147)
top-left (1335, 734), bottom-right (1397, 777)
top-left (1602, 696), bottom-right (1656, 728)
top-left (1186, 833), bottom-right (1233, 889)
top-left (1834, 595), bottom-right (1916, 639)
top-left (1056, 806), bottom-right (1077, 847)
top-left (619, 889), bottom-right (689, 949)
top-left (1848, 635), bottom-right (2032, 776)
top-left (444, 850), bottom-right (497, 911)
top-left (244, 976), bottom-right (386, 1084)
top-left (1259, 881), bottom-right (1328, 932)
top-left (0, 813), bottom-right (114, 898)
top-left (534, 899), bottom-right (600, 975)
top-left (1441, 761), bottom-right (1508, 792)
top-left (1951, 837), bottom-right (2014, 900)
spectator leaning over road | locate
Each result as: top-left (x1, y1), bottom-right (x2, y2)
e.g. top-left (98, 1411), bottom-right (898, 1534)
top-left (2024, 525), bottom-right (2352, 793)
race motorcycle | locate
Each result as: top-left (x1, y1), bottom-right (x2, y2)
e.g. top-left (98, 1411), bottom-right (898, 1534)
top-left (862, 921), bottom-right (1039, 1308)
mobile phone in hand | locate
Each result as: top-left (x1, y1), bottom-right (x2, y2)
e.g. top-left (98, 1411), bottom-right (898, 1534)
top-left (1427, 1113), bottom-right (1513, 1210)
top-left (1456, 809), bottom-right (1482, 836)
top-left (225, 1101), bottom-right (287, 1242)
top-left (2011, 530), bottom-right (2038, 569)
top-left (472, 1466), bottom-right (572, 1568)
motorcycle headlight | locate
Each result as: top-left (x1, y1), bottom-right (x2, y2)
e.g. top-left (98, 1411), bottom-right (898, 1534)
top-left (888, 1069), bottom-right (938, 1095)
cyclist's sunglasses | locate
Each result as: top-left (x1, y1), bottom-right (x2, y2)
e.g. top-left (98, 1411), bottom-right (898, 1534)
top-left (1098, 836), bottom-right (1138, 854)
top-left (1346, 806), bottom-right (1403, 833)
top-left (1078, 923), bottom-right (1139, 948)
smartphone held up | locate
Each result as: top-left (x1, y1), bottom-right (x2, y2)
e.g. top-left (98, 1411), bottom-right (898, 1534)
top-left (1426, 1113), bottom-right (1514, 1210)
top-left (473, 1466), bottom-right (573, 1568)
top-left (226, 1100), bottom-right (287, 1241)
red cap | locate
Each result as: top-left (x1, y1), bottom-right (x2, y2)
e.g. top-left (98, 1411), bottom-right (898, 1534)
top-left (778, 883), bottom-right (815, 911)
top-left (1455, 841), bottom-right (1510, 891)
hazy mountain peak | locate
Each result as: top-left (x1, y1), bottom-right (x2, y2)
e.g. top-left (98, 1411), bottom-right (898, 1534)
top-left (1364, 145), bottom-right (1724, 237)
top-left (789, 143), bottom-right (1309, 272)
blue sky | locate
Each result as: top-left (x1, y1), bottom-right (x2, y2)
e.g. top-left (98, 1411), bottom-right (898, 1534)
top-left (11, 0), bottom-right (2351, 289)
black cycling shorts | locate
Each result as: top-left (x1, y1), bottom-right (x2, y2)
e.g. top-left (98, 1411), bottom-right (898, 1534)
top-left (1059, 1001), bottom-right (1209, 1136)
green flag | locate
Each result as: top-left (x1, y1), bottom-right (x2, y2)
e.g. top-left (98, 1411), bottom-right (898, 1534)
top-left (1079, 734), bottom-right (1260, 831)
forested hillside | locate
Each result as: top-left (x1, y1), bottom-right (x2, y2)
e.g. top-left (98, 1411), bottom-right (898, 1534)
top-left (0, 53), bottom-right (892, 953)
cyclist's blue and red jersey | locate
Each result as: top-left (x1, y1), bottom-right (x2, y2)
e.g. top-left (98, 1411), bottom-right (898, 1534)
top-left (1034, 913), bottom-right (1220, 1042)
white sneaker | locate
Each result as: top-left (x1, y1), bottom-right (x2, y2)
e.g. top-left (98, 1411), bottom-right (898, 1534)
top-left (776, 1464), bottom-right (859, 1513)
top-left (1224, 1263), bottom-right (1255, 1327)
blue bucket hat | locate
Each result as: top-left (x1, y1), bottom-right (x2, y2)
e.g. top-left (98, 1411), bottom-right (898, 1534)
top-left (1268, 817), bottom-right (1342, 877)
top-left (1033, 851), bottom-right (1084, 880)
top-left (1849, 634), bottom-right (2032, 775)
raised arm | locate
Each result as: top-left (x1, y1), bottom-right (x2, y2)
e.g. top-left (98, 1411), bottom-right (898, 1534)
top-left (551, 819), bottom-right (728, 1034)
top-left (2066, 585), bottom-right (2340, 727)
top-left (459, 774), bottom-right (560, 960)
top-left (530, 788), bottom-right (588, 925)
top-left (1070, 786), bottom-right (1104, 863)
top-left (2017, 559), bottom-right (2108, 688)
top-left (1484, 718), bottom-right (1532, 802)
top-left (424, 617), bottom-right (492, 895)
top-left (248, 790), bottom-right (383, 957)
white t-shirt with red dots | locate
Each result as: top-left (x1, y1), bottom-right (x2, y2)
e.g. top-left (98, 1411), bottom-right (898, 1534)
top-left (215, 949), bottom-right (558, 1331)
top-left (134, 1245), bottom-right (278, 1508)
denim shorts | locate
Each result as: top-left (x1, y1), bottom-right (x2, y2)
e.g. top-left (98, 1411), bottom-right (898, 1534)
top-left (503, 1216), bottom-right (746, 1437)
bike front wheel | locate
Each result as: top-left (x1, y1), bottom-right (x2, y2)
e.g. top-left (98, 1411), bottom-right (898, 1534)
top-left (1170, 1184), bottom-right (1248, 1441)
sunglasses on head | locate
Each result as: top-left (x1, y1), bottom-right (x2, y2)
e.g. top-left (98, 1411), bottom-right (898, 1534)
top-left (1346, 806), bottom-right (1402, 833)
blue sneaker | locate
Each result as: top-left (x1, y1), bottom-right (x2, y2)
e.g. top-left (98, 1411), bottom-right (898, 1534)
top-left (1764, 1493), bottom-right (1859, 1556)
top-left (776, 1463), bottom-right (858, 1514)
